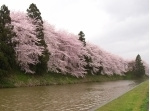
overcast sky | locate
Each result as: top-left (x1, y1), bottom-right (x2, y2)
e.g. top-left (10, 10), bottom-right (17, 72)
top-left (0, 0), bottom-right (149, 62)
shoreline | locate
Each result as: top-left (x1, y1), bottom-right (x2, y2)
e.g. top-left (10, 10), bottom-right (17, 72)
top-left (96, 80), bottom-right (149, 111)
top-left (0, 71), bottom-right (148, 88)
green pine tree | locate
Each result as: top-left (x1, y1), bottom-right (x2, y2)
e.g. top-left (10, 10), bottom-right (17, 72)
top-left (134, 54), bottom-right (145, 77)
top-left (84, 55), bottom-right (93, 74)
top-left (78, 31), bottom-right (86, 46)
top-left (0, 5), bottom-right (17, 75)
top-left (78, 31), bottom-right (93, 73)
top-left (27, 3), bottom-right (49, 74)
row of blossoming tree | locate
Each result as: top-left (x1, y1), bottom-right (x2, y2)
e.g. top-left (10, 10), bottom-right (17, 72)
top-left (0, 4), bottom-right (148, 77)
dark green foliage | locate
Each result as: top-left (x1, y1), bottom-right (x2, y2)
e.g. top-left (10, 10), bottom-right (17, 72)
top-left (0, 52), bottom-right (9, 70)
top-left (84, 55), bottom-right (93, 73)
top-left (134, 54), bottom-right (145, 77)
top-left (27, 3), bottom-right (44, 46)
top-left (27, 3), bottom-right (49, 74)
top-left (35, 50), bottom-right (49, 74)
top-left (84, 55), bottom-right (103, 75)
top-left (96, 66), bottom-right (103, 75)
top-left (27, 3), bottom-right (43, 23)
top-left (0, 5), bottom-right (17, 76)
top-left (78, 31), bottom-right (91, 73)
top-left (78, 31), bottom-right (86, 46)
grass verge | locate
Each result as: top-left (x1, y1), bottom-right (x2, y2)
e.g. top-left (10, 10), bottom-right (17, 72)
top-left (0, 71), bottom-right (148, 88)
top-left (96, 80), bottom-right (149, 111)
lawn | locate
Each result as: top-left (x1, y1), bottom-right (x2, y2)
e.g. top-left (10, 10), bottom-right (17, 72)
top-left (96, 80), bottom-right (149, 111)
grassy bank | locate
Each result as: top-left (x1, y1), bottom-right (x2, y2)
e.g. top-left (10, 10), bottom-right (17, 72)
top-left (0, 71), bottom-right (148, 88)
top-left (96, 80), bottom-right (149, 111)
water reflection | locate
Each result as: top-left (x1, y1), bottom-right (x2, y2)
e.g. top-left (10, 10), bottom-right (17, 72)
top-left (0, 80), bottom-right (141, 111)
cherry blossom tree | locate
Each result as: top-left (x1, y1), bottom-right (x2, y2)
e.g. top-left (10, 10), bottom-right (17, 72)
top-left (43, 22), bottom-right (87, 77)
top-left (142, 61), bottom-right (149, 75)
top-left (85, 43), bottom-right (128, 75)
top-left (11, 11), bottom-right (44, 73)
top-left (10, 11), bottom-right (148, 77)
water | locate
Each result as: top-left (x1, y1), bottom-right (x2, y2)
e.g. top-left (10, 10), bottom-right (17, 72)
top-left (0, 80), bottom-right (141, 111)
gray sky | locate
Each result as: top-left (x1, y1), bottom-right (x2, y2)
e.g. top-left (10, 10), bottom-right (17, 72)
top-left (1, 0), bottom-right (149, 62)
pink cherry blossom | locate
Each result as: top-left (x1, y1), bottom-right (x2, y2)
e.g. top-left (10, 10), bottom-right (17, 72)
top-left (10, 11), bottom-right (148, 77)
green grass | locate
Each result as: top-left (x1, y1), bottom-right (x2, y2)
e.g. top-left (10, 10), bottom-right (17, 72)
top-left (96, 80), bottom-right (149, 111)
top-left (0, 71), bottom-right (148, 88)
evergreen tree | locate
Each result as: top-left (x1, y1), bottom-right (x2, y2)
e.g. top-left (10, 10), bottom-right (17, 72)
top-left (134, 54), bottom-right (145, 77)
top-left (27, 3), bottom-right (49, 74)
top-left (27, 3), bottom-right (44, 46)
top-left (0, 5), bottom-right (16, 75)
top-left (78, 31), bottom-right (86, 46)
top-left (84, 55), bottom-right (93, 74)
top-left (78, 31), bottom-right (92, 73)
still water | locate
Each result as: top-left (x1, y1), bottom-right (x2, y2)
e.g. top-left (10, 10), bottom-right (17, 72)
top-left (0, 80), bottom-right (141, 111)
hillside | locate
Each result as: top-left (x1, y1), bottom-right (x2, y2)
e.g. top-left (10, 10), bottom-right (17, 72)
top-left (1, 11), bottom-right (148, 77)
